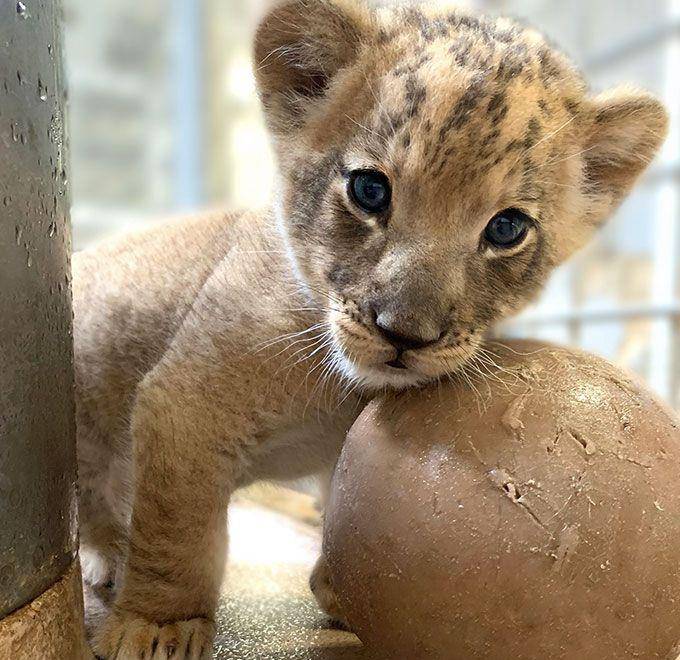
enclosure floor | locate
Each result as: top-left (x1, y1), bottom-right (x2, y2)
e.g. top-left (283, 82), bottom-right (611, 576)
top-left (214, 500), bottom-right (374, 659)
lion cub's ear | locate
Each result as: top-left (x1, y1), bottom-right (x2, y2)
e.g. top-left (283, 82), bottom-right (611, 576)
top-left (582, 87), bottom-right (669, 224)
top-left (254, 0), bottom-right (369, 134)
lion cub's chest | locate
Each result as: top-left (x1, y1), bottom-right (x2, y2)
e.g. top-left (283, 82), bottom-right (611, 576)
top-left (242, 404), bottom-right (362, 484)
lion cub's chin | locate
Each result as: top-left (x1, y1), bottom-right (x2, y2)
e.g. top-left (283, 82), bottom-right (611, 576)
top-left (340, 357), bottom-right (432, 390)
top-left (331, 344), bottom-right (444, 390)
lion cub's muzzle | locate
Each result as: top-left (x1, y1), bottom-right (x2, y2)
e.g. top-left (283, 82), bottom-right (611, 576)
top-left (367, 298), bottom-right (449, 369)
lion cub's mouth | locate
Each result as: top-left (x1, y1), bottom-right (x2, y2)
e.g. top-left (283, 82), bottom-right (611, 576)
top-left (385, 356), bottom-right (408, 370)
top-left (327, 309), bottom-right (481, 389)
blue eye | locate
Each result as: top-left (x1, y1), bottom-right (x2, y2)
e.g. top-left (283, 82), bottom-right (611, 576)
top-left (349, 170), bottom-right (392, 214)
top-left (484, 209), bottom-right (531, 248)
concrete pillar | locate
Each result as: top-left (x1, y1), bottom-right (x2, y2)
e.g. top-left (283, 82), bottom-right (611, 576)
top-left (0, 1), bottom-right (88, 657)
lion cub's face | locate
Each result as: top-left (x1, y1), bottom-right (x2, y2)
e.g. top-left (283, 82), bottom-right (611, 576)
top-left (255, 0), bottom-right (667, 389)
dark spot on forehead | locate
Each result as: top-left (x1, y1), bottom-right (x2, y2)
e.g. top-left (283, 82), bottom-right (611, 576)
top-left (523, 117), bottom-right (542, 150)
top-left (520, 67), bottom-right (536, 84)
top-left (513, 42), bottom-right (531, 61)
top-left (494, 27), bottom-right (517, 43)
top-left (377, 28), bottom-right (391, 45)
top-left (426, 74), bottom-right (487, 174)
top-left (518, 155), bottom-right (543, 203)
top-left (490, 153), bottom-right (504, 168)
top-left (492, 103), bottom-right (509, 124)
top-left (393, 53), bottom-right (432, 77)
top-left (563, 98), bottom-right (581, 116)
top-left (495, 43), bottom-right (531, 82)
top-left (449, 36), bottom-right (474, 68)
top-left (506, 161), bottom-right (522, 179)
top-left (438, 73), bottom-right (487, 138)
top-left (495, 57), bottom-right (523, 83)
top-left (538, 47), bottom-right (564, 85)
top-left (430, 154), bottom-right (448, 178)
top-left (405, 75), bottom-right (427, 118)
top-left (504, 138), bottom-right (523, 155)
top-left (538, 99), bottom-right (550, 117)
top-left (429, 18), bottom-right (451, 41)
top-left (442, 145), bottom-right (456, 162)
top-left (487, 91), bottom-right (506, 115)
top-left (448, 13), bottom-right (481, 31)
top-left (403, 7), bottom-right (449, 42)
top-left (479, 128), bottom-right (502, 152)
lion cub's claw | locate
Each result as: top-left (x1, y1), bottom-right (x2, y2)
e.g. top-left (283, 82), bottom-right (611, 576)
top-left (92, 611), bottom-right (215, 659)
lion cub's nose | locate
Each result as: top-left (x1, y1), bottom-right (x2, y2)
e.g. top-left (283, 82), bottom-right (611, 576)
top-left (375, 313), bottom-right (442, 352)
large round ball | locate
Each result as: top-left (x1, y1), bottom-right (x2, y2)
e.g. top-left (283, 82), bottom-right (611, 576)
top-left (324, 340), bottom-right (680, 660)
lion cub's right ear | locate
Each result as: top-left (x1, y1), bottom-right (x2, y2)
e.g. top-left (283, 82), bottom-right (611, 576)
top-left (254, 0), bottom-right (370, 134)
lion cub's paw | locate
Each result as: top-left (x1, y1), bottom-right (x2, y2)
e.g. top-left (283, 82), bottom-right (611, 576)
top-left (309, 555), bottom-right (350, 630)
top-left (92, 611), bottom-right (215, 659)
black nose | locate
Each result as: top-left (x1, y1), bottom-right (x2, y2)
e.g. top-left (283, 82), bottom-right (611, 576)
top-left (375, 317), bottom-right (438, 351)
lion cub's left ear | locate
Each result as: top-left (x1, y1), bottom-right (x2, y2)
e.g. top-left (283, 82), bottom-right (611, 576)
top-left (254, 0), bottom-right (370, 135)
top-left (582, 87), bottom-right (669, 223)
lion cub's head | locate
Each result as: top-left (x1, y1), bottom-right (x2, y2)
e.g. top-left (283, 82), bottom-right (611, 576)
top-left (254, 0), bottom-right (667, 389)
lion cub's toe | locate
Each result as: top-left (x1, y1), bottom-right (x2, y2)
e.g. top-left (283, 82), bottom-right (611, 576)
top-left (309, 555), bottom-right (350, 630)
top-left (92, 611), bottom-right (215, 659)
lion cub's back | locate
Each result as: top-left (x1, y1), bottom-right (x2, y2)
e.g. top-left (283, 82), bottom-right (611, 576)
top-left (71, 209), bottom-right (253, 434)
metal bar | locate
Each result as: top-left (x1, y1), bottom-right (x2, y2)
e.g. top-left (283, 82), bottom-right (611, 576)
top-left (506, 303), bottom-right (680, 328)
top-left (0, 0), bottom-right (78, 618)
top-left (647, 0), bottom-right (680, 402)
top-left (659, 0), bottom-right (680, 406)
top-left (171, 0), bottom-right (204, 209)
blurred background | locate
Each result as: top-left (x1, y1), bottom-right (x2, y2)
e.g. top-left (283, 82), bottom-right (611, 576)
top-left (62, 0), bottom-right (680, 408)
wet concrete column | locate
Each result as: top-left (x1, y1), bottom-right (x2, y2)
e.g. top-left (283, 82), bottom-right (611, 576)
top-left (0, 1), bottom-right (88, 657)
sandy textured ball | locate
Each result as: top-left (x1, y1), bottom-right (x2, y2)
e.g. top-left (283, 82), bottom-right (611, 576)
top-left (323, 340), bottom-right (680, 660)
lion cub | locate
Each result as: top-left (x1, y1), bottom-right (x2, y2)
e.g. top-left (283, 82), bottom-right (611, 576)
top-left (75, 0), bottom-right (667, 657)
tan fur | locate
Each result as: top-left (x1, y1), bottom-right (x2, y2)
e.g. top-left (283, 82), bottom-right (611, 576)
top-left (77, 2), bottom-right (667, 657)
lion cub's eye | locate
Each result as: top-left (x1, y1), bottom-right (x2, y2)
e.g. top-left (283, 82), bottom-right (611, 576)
top-left (484, 209), bottom-right (532, 249)
top-left (348, 170), bottom-right (392, 214)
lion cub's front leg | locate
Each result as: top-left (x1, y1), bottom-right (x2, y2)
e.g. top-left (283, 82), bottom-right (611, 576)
top-left (310, 554), bottom-right (349, 629)
top-left (92, 373), bottom-right (239, 659)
